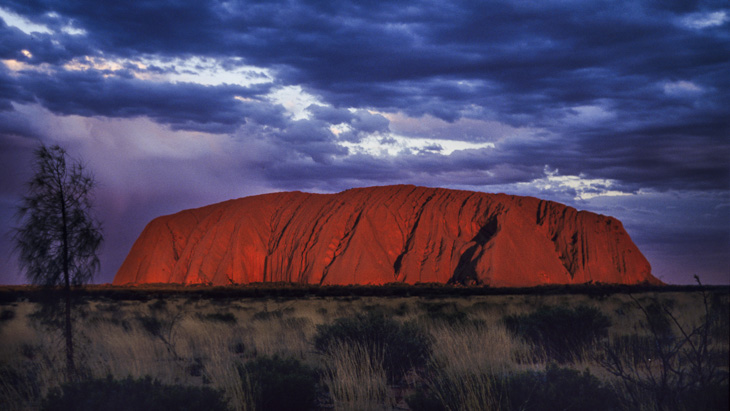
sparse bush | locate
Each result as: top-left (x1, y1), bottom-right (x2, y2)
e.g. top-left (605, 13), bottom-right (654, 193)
top-left (201, 312), bottom-right (237, 324)
top-left (231, 341), bottom-right (246, 354)
top-left (137, 315), bottom-right (163, 336)
top-left (135, 309), bottom-right (184, 359)
top-left (504, 305), bottom-right (611, 362)
top-left (314, 312), bottom-right (431, 383)
top-left (20, 343), bottom-right (40, 360)
top-left (406, 387), bottom-right (445, 411)
top-left (502, 364), bottom-right (617, 411)
top-left (149, 299), bottom-right (168, 312)
top-left (408, 364), bottom-right (617, 411)
top-left (187, 357), bottom-right (205, 377)
top-left (239, 355), bottom-right (319, 411)
top-left (708, 292), bottom-right (730, 341)
top-left (605, 334), bottom-right (656, 367)
top-left (644, 300), bottom-right (673, 339)
top-left (600, 282), bottom-right (730, 411)
top-left (0, 308), bottom-right (15, 321)
top-left (251, 307), bottom-right (293, 321)
top-left (419, 301), bottom-right (471, 324)
top-left (40, 375), bottom-right (228, 411)
top-left (408, 368), bottom-right (499, 411)
top-left (0, 364), bottom-right (43, 409)
top-left (95, 302), bottom-right (122, 312)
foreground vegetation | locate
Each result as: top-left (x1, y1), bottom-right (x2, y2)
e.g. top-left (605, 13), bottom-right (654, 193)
top-left (1, 285), bottom-right (727, 410)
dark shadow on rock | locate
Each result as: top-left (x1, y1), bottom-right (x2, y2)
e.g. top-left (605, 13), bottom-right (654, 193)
top-left (451, 218), bottom-right (499, 285)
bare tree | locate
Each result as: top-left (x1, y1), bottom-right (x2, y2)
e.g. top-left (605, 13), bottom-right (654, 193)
top-left (14, 144), bottom-right (103, 379)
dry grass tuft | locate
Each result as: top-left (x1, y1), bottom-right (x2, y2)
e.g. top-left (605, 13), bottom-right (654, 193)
top-left (322, 340), bottom-right (391, 410)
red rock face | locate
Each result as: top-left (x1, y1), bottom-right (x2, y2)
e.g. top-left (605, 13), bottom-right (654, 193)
top-left (113, 185), bottom-right (659, 286)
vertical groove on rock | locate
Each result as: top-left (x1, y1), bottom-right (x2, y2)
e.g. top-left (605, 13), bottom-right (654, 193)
top-left (393, 193), bottom-right (435, 281)
top-left (165, 222), bottom-right (180, 262)
top-left (320, 204), bottom-right (366, 285)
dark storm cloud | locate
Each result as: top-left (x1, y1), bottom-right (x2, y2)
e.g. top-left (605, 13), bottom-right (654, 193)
top-left (0, 19), bottom-right (95, 65)
top-left (260, 146), bottom-right (544, 194)
top-left (1, 66), bottom-right (278, 133)
top-left (2, 0), bottom-right (726, 191)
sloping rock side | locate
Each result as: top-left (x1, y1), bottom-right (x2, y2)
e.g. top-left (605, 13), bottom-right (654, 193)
top-left (113, 185), bottom-right (659, 287)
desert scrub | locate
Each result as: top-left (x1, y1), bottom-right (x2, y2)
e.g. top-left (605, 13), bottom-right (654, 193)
top-left (600, 286), bottom-right (730, 411)
top-left (40, 375), bottom-right (228, 411)
top-left (314, 311), bottom-right (431, 383)
top-left (2, 291), bottom-right (724, 410)
top-left (500, 364), bottom-right (617, 411)
top-left (503, 304), bottom-right (611, 363)
top-left (418, 301), bottom-right (473, 325)
top-left (408, 364), bottom-right (617, 411)
top-left (198, 311), bottom-right (237, 324)
top-left (0, 308), bottom-right (15, 321)
top-left (238, 355), bottom-right (319, 411)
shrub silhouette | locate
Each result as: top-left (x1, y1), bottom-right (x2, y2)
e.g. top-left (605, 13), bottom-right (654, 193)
top-left (200, 311), bottom-right (237, 324)
top-left (0, 308), bottom-right (15, 321)
top-left (503, 305), bottom-right (611, 362)
top-left (600, 284), bottom-right (730, 410)
top-left (314, 312), bottom-right (430, 383)
top-left (41, 375), bottom-right (228, 411)
top-left (240, 355), bottom-right (319, 411)
top-left (502, 364), bottom-right (617, 411)
top-left (407, 364), bottom-right (617, 411)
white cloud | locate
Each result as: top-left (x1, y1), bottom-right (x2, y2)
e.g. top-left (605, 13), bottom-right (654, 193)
top-left (383, 112), bottom-right (526, 143)
top-left (60, 24), bottom-right (86, 36)
top-left (563, 104), bottom-right (615, 125)
top-left (341, 133), bottom-right (494, 157)
top-left (681, 10), bottom-right (729, 29)
top-left (0, 7), bottom-right (52, 34)
top-left (156, 57), bottom-right (271, 87)
top-left (663, 80), bottom-right (704, 96)
top-left (64, 56), bottom-right (128, 74)
top-left (59, 55), bottom-right (273, 87)
top-left (0, 8), bottom-right (85, 36)
top-left (518, 166), bottom-right (633, 201)
top-left (267, 85), bottom-right (324, 120)
top-left (1, 59), bottom-right (55, 74)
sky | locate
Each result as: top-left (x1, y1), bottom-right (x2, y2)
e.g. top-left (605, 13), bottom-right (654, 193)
top-left (0, 0), bottom-right (728, 285)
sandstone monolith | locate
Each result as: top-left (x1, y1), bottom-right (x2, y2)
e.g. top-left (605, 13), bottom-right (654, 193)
top-left (113, 185), bottom-right (659, 286)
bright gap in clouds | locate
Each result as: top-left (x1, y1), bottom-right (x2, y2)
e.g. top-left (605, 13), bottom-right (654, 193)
top-left (0, 7), bottom-right (85, 35)
top-left (145, 56), bottom-right (272, 86)
top-left (341, 133), bottom-right (495, 156)
top-left (2, 52), bottom-right (274, 90)
top-left (0, 7), bottom-right (53, 34)
top-left (663, 80), bottom-right (704, 96)
top-left (59, 55), bottom-right (273, 87)
top-left (267, 85), bottom-right (325, 120)
top-left (681, 10), bottom-right (729, 29)
top-left (512, 166), bottom-right (634, 201)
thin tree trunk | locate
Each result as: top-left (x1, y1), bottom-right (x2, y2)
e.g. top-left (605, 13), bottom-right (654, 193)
top-left (64, 280), bottom-right (74, 378)
top-left (60, 193), bottom-right (75, 380)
